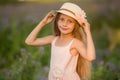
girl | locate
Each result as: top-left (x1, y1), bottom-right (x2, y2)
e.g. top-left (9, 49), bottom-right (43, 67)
top-left (25, 2), bottom-right (96, 80)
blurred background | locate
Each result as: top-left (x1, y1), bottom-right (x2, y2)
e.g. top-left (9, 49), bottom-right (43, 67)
top-left (0, 0), bottom-right (120, 80)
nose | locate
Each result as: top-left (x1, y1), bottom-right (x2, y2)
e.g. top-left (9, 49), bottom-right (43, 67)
top-left (63, 20), bottom-right (67, 27)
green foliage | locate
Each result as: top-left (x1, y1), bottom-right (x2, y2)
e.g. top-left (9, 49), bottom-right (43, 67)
top-left (0, 1), bottom-right (120, 79)
top-left (92, 64), bottom-right (120, 80)
top-left (0, 19), bottom-right (52, 80)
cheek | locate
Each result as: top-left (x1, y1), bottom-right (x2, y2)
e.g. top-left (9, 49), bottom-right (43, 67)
top-left (70, 25), bottom-right (76, 32)
top-left (57, 21), bottom-right (61, 26)
top-left (70, 24), bottom-right (76, 30)
top-left (72, 27), bottom-right (75, 32)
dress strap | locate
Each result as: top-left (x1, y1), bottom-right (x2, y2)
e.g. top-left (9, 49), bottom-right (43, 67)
top-left (67, 38), bottom-right (74, 47)
top-left (52, 36), bottom-right (74, 48)
top-left (52, 36), bottom-right (58, 45)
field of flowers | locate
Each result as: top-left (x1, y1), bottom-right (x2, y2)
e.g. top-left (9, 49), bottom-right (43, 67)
top-left (0, 1), bottom-right (120, 80)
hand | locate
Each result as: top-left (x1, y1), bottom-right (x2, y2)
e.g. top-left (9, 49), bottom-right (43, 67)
top-left (75, 13), bottom-right (90, 32)
top-left (41, 10), bottom-right (56, 25)
top-left (82, 19), bottom-right (90, 32)
top-left (75, 13), bottom-right (85, 26)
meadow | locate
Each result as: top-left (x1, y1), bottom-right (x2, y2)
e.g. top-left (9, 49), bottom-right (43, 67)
top-left (0, 1), bottom-right (120, 80)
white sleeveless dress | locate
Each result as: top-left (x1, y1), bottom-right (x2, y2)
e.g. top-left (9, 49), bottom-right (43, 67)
top-left (48, 37), bottom-right (80, 80)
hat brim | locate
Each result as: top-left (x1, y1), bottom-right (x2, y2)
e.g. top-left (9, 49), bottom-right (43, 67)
top-left (57, 10), bottom-right (76, 20)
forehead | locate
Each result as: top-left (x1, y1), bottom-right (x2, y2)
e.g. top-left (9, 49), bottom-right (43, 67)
top-left (59, 14), bottom-right (75, 21)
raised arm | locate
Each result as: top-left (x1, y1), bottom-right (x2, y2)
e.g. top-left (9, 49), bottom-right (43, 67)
top-left (25, 11), bottom-right (56, 46)
top-left (75, 15), bottom-right (96, 61)
top-left (83, 21), bottom-right (96, 61)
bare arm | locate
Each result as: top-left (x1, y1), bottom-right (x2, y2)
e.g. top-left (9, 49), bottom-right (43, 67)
top-left (84, 26), bottom-right (96, 61)
top-left (25, 11), bottom-right (56, 46)
top-left (75, 15), bottom-right (96, 61)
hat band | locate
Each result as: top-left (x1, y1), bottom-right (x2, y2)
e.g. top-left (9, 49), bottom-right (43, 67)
top-left (60, 8), bottom-right (75, 16)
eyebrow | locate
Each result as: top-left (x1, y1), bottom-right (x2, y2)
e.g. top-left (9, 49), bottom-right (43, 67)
top-left (59, 14), bottom-right (75, 22)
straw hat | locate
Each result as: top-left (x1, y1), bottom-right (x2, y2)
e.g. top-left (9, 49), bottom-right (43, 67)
top-left (57, 2), bottom-right (86, 21)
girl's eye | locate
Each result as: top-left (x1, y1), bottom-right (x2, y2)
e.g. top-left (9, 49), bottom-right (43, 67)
top-left (59, 18), bottom-right (64, 21)
top-left (68, 20), bottom-right (73, 23)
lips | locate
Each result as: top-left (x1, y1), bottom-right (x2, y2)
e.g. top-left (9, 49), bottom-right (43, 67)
top-left (61, 27), bottom-right (68, 30)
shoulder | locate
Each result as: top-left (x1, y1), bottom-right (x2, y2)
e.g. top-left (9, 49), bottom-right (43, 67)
top-left (47, 35), bottom-right (59, 43)
top-left (46, 35), bottom-right (56, 42)
top-left (72, 38), bottom-right (85, 48)
top-left (73, 38), bottom-right (83, 44)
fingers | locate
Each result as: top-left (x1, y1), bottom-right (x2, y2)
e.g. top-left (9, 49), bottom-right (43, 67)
top-left (75, 13), bottom-right (86, 26)
top-left (50, 10), bottom-right (57, 16)
top-left (42, 11), bottom-right (56, 24)
top-left (46, 12), bottom-right (54, 19)
top-left (75, 13), bottom-right (89, 27)
top-left (75, 13), bottom-right (91, 31)
top-left (83, 21), bottom-right (90, 31)
top-left (47, 10), bottom-right (57, 18)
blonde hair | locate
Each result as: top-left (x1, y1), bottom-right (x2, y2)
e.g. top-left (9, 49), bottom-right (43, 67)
top-left (54, 13), bottom-right (92, 80)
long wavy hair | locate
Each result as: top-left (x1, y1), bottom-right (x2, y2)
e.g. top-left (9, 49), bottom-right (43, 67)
top-left (53, 13), bottom-right (92, 80)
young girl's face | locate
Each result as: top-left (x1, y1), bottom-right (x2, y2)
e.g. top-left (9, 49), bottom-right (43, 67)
top-left (57, 14), bottom-right (76, 35)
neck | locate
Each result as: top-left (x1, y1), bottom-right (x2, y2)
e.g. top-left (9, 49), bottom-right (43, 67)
top-left (59, 33), bottom-right (74, 40)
